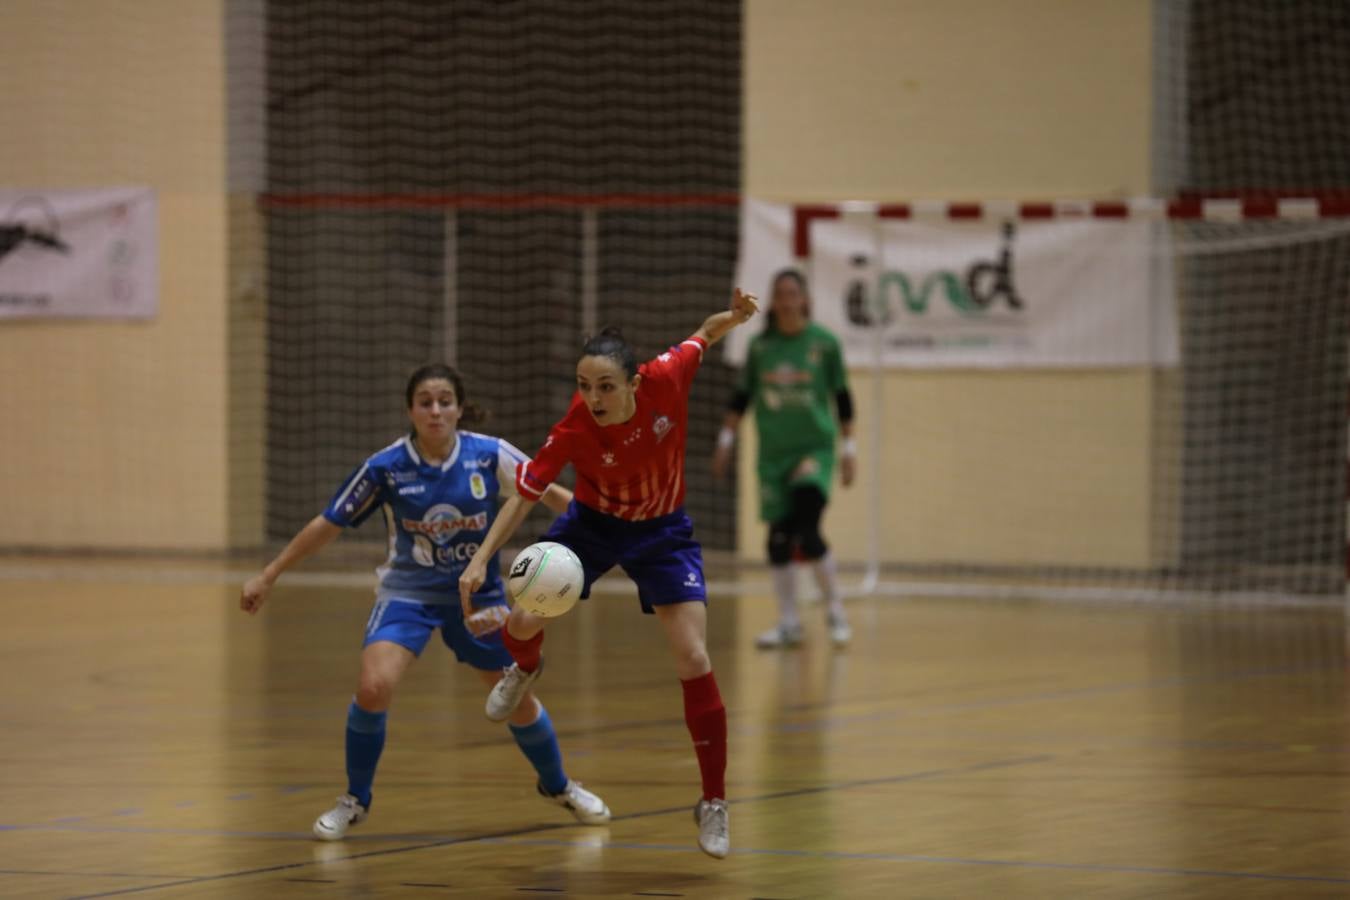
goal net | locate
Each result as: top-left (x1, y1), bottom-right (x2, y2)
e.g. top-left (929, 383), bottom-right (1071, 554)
top-left (773, 200), bottom-right (1350, 603)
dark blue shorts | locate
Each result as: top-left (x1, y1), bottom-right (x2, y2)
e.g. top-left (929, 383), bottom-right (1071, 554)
top-left (543, 501), bottom-right (707, 614)
top-left (363, 597), bottom-right (512, 671)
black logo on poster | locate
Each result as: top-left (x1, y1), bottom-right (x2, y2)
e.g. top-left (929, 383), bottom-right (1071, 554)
top-left (845, 221), bottom-right (1025, 325)
top-left (0, 197), bottom-right (69, 267)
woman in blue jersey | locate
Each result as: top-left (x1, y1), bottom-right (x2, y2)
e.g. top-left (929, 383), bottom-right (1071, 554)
top-left (240, 364), bottom-right (609, 841)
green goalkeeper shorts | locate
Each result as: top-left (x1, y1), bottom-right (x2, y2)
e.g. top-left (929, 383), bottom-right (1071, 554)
top-left (756, 448), bottom-right (836, 523)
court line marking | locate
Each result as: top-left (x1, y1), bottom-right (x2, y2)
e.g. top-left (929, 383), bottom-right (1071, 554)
top-left (45, 747), bottom-right (1350, 897)
top-left (44, 758), bottom-right (1041, 841)
top-left (0, 870), bottom-right (206, 881)
top-left (477, 837), bottom-right (1350, 887)
top-left (10, 661), bottom-right (1337, 836)
top-left (0, 824), bottom-right (316, 839)
top-left (61, 755), bottom-right (1046, 899)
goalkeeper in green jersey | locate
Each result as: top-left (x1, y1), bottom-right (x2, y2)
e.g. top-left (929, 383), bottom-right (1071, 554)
top-left (713, 269), bottom-right (856, 648)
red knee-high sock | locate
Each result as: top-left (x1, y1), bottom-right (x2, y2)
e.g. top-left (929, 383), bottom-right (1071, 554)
top-left (503, 626), bottom-right (544, 673)
top-left (681, 671), bottom-right (727, 801)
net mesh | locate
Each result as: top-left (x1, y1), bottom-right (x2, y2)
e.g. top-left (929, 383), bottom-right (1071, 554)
top-left (1160, 219), bottom-right (1350, 596)
top-left (1155, 0), bottom-right (1350, 194)
top-left (1155, 0), bottom-right (1350, 597)
top-left (228, 0), bottom-right (741, 550)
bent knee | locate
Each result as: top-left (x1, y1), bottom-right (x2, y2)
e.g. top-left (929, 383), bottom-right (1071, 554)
top-left (674, 645), bottom-right (711, 679)
top-left (767, 524), bottom-right (793, 566)
top-left (355, 674), bottom-right (396, 711)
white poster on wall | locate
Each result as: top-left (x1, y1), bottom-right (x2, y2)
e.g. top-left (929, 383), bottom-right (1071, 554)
top-left (729, 198), bottom-right (1177, 369)
top-left (0, 187), bottom-right (157, 320)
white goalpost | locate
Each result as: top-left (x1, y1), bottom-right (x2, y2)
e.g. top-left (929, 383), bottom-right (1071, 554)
top-left (781, 196), bottom-right (1350, 607)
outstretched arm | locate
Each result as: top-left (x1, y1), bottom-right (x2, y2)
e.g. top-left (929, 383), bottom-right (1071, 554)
top-left (240, 515), bottom-right (342, 614)
top-left (694, 288), bottom-right (759, 347)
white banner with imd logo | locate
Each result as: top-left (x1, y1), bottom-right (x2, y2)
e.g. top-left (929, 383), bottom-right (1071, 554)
top-left (0, 187), bottom-right (157, 320)
top-left (728, 198), bottom-right (1177, 369)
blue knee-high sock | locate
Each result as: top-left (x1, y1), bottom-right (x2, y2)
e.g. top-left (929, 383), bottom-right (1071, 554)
top-left (345, 701), bottom-right (387, 808)
top-left (509, 704), bottom-right (568, 795)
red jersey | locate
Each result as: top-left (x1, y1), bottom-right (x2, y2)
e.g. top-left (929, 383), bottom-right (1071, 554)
top-left (517, 336), bottom-right (707, 521)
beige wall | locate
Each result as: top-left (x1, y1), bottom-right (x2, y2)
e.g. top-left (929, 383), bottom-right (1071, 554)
top-left (0, 0), bottom-right (228, 549)
top-left (742, 0), bottom-right (1155, 566)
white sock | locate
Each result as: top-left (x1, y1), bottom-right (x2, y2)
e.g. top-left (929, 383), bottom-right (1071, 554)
top-left (811, 553), bottom-right (846, 619)
top-left (770, 565), bottom-right (799, 628)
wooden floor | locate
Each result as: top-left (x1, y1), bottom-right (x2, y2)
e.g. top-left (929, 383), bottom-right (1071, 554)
top-left (3, 561), bottom-right (1350, 898)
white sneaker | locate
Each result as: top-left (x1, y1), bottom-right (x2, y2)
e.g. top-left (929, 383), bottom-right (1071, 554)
top-left (754, 622), bottom-right (803, 650)
top-left (539, 779), bottom-right (611, 825)
top-left (827, 612), bottom-right (852, 646)
top-left (693, 798), bottom-right (729, 858)
top-left (486, 660), bottom-right (544, 722)
top-left (312, 794), bottom-right (367, 841)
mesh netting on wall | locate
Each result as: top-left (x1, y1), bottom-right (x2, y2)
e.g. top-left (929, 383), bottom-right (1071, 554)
top-left (232, 0), bottom-right (741, 548)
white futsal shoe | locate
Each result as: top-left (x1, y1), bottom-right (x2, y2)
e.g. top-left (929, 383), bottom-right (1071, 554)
top-left (540, 779), bottom-right (611, 825)
top-left (826, 611), bottom-right (853, 647)
top-left (312, 794), bottom-right (368, 841)
top-left (694, 798), bottom-right (730, 858)
top-left (486, 660), bottom-right (545, 722)
top-left (754, 622), bottom-right (803, 650)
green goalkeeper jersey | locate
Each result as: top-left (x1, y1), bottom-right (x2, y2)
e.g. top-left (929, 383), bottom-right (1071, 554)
top-left (740, 322), bottom-right (850, 463)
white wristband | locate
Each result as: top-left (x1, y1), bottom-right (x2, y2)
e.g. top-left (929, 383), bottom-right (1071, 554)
top-left (841, 438), bottom-right (858, 458)
top-left (717, 427), bottom-right (736, 450)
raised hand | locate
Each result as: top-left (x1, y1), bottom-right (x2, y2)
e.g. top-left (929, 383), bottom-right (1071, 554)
top-left (730, 287), bottom-right (759, 323)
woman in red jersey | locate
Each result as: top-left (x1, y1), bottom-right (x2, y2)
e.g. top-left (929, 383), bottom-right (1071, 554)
top-left (459, 288), bottom-right (758, 859)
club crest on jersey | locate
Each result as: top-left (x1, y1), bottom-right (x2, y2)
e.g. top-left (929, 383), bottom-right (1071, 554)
top-left (403, 503), bottom-right (488, 544)
top-left (601, 451), bottom-right (617, 467)
top-left (469, 472), bottom-right (488, 500)
top-left (652, 414), bottom-right (672, 442)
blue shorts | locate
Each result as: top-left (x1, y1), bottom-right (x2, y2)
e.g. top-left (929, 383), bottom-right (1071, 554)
top-left (543, 501), bottom-right (707, 614)
top-left (363, 597), bottom-right (512, 671)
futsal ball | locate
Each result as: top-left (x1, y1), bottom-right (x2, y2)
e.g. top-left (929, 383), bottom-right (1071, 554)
top-left (507, 541), bottom-right (583, 618)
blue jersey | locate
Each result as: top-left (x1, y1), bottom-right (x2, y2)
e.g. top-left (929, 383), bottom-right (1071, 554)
top-left (323, 431), bottom-right (529, 604)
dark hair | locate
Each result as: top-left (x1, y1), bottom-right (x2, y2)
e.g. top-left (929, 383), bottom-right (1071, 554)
top-left (580, 326), bottom-right (638, 379)
top-left (404, 363), bottom-right (488, 428)
top-left (766, 268), bottom-right (811, 332)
